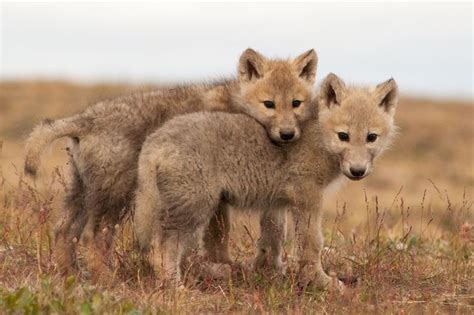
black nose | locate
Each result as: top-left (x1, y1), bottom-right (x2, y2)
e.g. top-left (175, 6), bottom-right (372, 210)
top-left (279, 131), bottom-right (295, 141)
top-left (350, 167), bottom-right (366, 177)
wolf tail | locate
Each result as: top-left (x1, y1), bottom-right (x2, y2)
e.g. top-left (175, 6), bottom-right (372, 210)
top-left (24, 114), bottom-right (90, 177)
top-left (133, 154), bottom-right (161, 253)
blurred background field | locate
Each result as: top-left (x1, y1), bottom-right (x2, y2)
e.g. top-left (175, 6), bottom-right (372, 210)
top-left (1, 80), bottom-right (472, 229)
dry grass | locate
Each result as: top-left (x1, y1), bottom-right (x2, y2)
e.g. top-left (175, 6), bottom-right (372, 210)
top-left (0, 80), bottom-right (473, 313)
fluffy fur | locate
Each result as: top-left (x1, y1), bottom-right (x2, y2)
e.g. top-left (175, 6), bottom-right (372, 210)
top-left (133, 74), bottom-right (399, 288)
top-left (24, 48), bottom-right (319, 278)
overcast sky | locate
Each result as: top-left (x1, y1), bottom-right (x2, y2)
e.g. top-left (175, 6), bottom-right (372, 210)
top-left (1, 2), bottom-right (472, 100)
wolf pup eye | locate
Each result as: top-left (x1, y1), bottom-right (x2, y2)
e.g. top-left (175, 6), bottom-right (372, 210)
top-left (263, 100), bottom-right (275, 109)
top-left (338, 132), bottom-right (350, 142)
top-left (292, 100), bottom-right (302, 108)
top-left (367, 133), bottom-right (378, 143)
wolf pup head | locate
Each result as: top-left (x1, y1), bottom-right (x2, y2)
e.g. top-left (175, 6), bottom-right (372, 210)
top-left (318, 73), bottom-right (399, 180)
top-left (235, 48), bottom-right (318, 143)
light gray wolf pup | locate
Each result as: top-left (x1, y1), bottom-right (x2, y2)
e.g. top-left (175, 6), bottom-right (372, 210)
top-left (24, 48), bottom-right (318, 279)
top-left (133, 73), bottom-right (399, 288)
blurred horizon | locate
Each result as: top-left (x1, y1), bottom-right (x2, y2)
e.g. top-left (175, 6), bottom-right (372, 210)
top-left (1, 2), bottom-right (473, 101)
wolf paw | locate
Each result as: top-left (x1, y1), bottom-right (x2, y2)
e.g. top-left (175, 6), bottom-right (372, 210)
top-left (252, 256), bottom-right (287, 275)
top-left (297, 269), bottom-right (346, 294)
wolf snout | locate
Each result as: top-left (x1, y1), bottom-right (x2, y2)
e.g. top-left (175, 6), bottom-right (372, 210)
top-left (349, 167), bottom-right (366, 179)
top-left (279, 130), bottom-right (295, 141)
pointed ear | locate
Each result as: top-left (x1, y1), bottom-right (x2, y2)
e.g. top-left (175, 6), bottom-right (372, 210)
top-left (319, 73), bottom-right (346, 108)
top-left (238, 48), bottom-right (266, 82)
top-left (293, 49), bottom-right (318, 83)
top-left (375, 78), bottom-right (398, 115)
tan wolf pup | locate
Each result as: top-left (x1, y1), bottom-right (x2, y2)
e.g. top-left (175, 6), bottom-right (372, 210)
top-left (24, 48), bottom-right (319, 278)
top-left (133, 73), bottom-right (399, 288)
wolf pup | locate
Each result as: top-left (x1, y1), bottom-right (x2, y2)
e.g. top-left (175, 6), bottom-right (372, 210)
top-left (24, 48), bottom-right (318, 278)
top-left (133, 73), bottom-right (399, 288)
